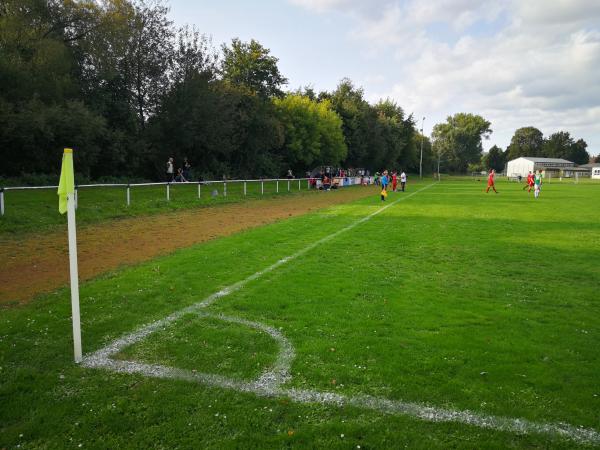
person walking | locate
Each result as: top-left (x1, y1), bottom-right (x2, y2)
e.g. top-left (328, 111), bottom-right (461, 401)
top-left (391, 171), bottom-right (398, 192)
top-left (400, 171), bottom-right (407, 192)
top-left (485, 169), bottom-right (498, 193)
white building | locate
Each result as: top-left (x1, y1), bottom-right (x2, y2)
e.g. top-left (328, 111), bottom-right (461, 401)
top-left (590, 165), bottom-right (600, 179)
top-left (506, 157), bottom-right (575, 178)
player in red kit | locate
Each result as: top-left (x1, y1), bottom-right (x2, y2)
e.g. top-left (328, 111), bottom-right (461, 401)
top-left (523, 171), bottom-right (534, 192)
top-left (485, 169), bottom-right (498, 193)
top-left (392, 171), bottom-right (398, 192)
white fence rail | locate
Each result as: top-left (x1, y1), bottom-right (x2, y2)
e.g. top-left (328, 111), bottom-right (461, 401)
top-left (0, 177), bottom-right (360, 216)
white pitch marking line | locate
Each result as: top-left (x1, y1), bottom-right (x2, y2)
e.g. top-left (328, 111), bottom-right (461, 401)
top-left (82, 182), bottom-right (600, 445)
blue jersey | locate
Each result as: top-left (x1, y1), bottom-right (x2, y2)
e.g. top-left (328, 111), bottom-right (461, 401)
top-left (381, 175), bottom-right (388, 186)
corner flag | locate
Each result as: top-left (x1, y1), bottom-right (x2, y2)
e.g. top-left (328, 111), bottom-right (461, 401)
top-left (57, 148), bottom-right (82, 363)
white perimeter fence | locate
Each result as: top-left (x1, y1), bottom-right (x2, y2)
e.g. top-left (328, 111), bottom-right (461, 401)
top-left (0, 176), bottom-right (373, 216)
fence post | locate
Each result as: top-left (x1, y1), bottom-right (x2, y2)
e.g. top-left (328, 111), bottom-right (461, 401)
top-left (307, 179), bottom-right (310, 189)
top-left (261, 180), bottom-right (264, 195)
top-left (244, 181), bottom-right (247, 196)
top-left (166, 183), bottom-right (170, 201)
top-left (198, 182), bottom-right (201, 199)
top-left (288, 180), bottom-right (291, 192)
top-left (223, 181), bottom-right (227, 197)
top-left (74, 187), bottom-right (78, 210)
top-left (276, 180), bottom-right (279, 193)
top-left (126, 184), bottom-right (131, 207)
top-left (298, 179), bottom-right (301, 191)
top-left (0, 188), bottom-right (4, 216)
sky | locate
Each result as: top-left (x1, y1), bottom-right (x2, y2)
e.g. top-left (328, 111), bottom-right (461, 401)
top-left (167, 0), bottom-right (600, 156)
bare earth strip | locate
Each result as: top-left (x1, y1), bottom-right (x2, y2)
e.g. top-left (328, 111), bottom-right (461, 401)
top-left (0, 188), bottom-right (376, 305)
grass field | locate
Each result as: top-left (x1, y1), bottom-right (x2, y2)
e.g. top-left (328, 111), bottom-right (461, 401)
top-left (0, 179), bottom-right (309, 235)
top-left (1, 178), bottom-right (599, 448)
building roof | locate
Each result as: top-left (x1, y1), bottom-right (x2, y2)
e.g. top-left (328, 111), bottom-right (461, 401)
top-left (519, 157), bottom-right (573, 164)
top-left (578, 163), bottom-right (600, 168)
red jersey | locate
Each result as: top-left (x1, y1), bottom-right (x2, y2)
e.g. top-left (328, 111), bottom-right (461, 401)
top-left (487, 172), bottom-right (494, 185)
top-left (527, 174), bottom-right (534, 185)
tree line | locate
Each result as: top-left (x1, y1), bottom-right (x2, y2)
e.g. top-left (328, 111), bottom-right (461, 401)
top-left (0, 0), bottom-right (420, 182)
top-left (431, 118), bottom-right (592, 173)
top-left (0, 0), bottom-right (593, 182)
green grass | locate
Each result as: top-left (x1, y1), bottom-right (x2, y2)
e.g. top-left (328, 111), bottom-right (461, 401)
top-left (0, 179), bottom-right (311, 236)
top-left (1, 178), bottom-right (599, 448)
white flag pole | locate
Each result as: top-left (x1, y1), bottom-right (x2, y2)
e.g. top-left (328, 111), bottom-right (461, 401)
top-left (67, 191), bottom-right (82, 363)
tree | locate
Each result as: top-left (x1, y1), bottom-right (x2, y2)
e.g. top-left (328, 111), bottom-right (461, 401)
top-left (326, 79), bottom-right (372, 168)
top-left (413, 131), bottom-right (434, 174)
top-left (373, 100), bottom-right (415, 170)
top-left (221, 38), bottom-right (287, 98)
top-left (274, 94), bottom-right (346, 171)
top-left (483, 145), bottom-right (506, 172)
top-left (542, 132), bottom-right (589, 164)
top-left (506, 127), bottom-right (544, 160)
top-left (171, 25), bottom-right (218, 85)
top-left (432, 113), bottom-right (492, 172)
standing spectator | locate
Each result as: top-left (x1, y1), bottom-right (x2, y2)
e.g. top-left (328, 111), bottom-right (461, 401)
top-left (166, 157), bottom-right (174, 182)
top-left (183, 157), bottom-right (192, 180)
top-left (175, 167), bottom-right (187, 182)
top-left (400, 171), bottom-right (407, 192)
top-left (374, 171), bottom-right (380, 186)
top-left (287, 169), bottom-right (294, 179)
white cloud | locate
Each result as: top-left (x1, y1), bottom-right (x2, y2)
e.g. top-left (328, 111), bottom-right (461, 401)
top-left (290, 0), bottom-right (600, 154)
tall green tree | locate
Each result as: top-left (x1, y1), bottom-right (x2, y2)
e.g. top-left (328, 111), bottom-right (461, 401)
top-left (373, 100), bottom-right (415, 170)
top-left (542, 132), bottom-right (589, 164)
top-left (325, 79), bottom-right (372, 168)
top-left (483, 145), bottom-right (506, 172)
top-left (506, 127), bottom-right (544, 160)
top-left (221, 38), bottom-right (287, 98)
top-left (274, 94), bottom-right (346, 171)
top-left (432, 113), bottom-right (492, 172)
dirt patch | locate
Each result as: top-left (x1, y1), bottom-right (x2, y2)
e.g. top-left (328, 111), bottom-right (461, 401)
top-left (0, 187), bottom-right (376, 305)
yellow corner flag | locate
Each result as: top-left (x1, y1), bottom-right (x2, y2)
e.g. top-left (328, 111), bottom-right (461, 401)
top-left (57, 147), bottom-right (83, 362)
top-left (58, 148), bottom-right (74, 214)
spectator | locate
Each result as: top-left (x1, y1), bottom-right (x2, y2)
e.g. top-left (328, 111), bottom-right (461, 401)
top-left (183, 157), bottom-right (192, 180)
top-left (174, 167), bottom-right (187, 182)
top-left (287, 169), bottom-right (294, 179)
top-left (166, 157), bottom-right (174, 182)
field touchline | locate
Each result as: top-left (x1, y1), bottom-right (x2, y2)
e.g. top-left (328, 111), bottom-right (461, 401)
top-left (81, 181), bottom-right (600, 445)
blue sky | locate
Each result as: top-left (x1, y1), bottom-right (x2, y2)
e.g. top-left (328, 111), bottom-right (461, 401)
top-left (168, 0), bottom-right (600, 156)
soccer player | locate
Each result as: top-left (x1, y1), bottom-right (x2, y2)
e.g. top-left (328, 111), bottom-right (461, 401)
top-left (485, 169), bottom-right (498, 193)
top-left (391, 171), bottom-right (398, 192)
top-left (534, 170), bottom-right (542, 198)
top-left (523, 171), bottom-right (534, 192)
top-left (400, 171), bottom-right (407, 191)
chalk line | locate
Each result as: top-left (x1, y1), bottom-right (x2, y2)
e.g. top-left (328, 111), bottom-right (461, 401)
top-left (82, 182), bottom-right (600, 445)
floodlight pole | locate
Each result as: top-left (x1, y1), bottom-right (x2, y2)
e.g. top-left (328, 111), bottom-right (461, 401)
top-left (419, 116), bottom-right (425, 179)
